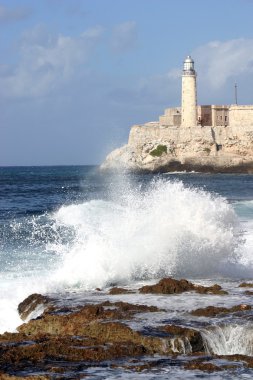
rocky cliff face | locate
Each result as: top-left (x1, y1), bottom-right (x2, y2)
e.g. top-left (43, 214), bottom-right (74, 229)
top-left (101, 123), bottom-right (253, 173)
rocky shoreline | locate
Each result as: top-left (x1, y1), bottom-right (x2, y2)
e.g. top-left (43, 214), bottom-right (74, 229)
top-left (0, 277), bottom-right (253, 379)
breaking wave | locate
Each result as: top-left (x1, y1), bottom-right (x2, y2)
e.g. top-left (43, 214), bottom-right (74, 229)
top-left (49, 179), bottom-right (242, 289)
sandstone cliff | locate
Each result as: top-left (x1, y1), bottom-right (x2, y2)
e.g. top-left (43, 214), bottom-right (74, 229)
top-left (101, 123), bottom-right (253, 173)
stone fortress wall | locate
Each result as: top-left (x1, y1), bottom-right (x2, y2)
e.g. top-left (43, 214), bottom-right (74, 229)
top-left (159, 105), bottom-right (253, 128)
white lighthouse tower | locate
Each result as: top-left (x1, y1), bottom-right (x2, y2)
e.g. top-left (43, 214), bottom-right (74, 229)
top-left (181, 56), bottom-right (197, 127)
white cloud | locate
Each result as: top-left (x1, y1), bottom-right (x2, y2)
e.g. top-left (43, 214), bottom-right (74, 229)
top-left (0, 4), bottom-right (30, 23)
top-left (111, 21), bottom-right (137, 53)
top-left (193, 38), bottom-right (253, 89)
top-left (0, 25), bottom-right (104, 98)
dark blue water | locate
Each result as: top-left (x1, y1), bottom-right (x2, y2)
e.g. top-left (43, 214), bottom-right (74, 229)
top-left (1, 166), bottom-right (253, 221)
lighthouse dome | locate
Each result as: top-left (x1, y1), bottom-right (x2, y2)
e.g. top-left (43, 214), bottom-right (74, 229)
top-left (183, 55), bottom-right (195, 73)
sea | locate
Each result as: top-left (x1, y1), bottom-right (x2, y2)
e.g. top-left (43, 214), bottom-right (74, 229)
top-left (1, 165), bottom-right (253, 379)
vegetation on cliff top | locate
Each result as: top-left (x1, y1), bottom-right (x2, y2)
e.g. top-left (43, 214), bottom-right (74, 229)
top-left (149, 144), bottom-right (167, 157)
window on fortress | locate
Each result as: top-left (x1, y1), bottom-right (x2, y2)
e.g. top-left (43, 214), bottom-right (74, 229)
top-left (225, 116), bottom-right (227, 121)
top-left (220, 116), bottom-right (222, 120)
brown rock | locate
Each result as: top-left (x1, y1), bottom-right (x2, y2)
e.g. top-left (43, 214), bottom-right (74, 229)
top-left (191, 304), bottom-right (251, 317)
top-left (16, 320), bottom-right (170, 356)
top-left (18, 301), bottom-right (161, 336)
top-left (0, 375), bottom-right (49, 380)
top-left (244, 290), bottom-right (253, 295)
top-left (139, 278), bottom-right (227, 295)
top-left (139, 277), bottom-right (195, 294)
top-left (111, 360), bottom-right (160, 372)
top-left (0, 320), bottom-right (188, 374)
top-left (18, 294), bottom-right (50, 321)
top-left (160, 325), bottom-right (204, 352)
top-left (239, 282), bottom-right (253, 288)
top-left (101, 301), bottom-right (160, 313)
top-left (0, 333), bottom-right (147, 365)
top-left (184, 360), bottom-right (223, 372)
top-left (109, 287), bottom-right (134, 295)
top-left (217, 354), bottom-right (253, 368)
top-left (194, 284), bottom-right (228, 295)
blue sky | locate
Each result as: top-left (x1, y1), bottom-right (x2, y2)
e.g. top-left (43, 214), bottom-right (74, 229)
top-left (1, 0), bottom-right (253, 165)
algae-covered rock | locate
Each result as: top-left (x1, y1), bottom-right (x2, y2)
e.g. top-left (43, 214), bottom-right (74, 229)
top-left (160, 324), bottom-right (204, 353)
top-left (139, 278), bottom-right (195, 294)
top-left (191, 304), bottom-right (251, 317)
top-left (139, 278), bottom-right (227, 295)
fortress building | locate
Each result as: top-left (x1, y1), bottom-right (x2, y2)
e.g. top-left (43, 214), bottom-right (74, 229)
top-left (159, 56), bottom-right (253, 128)
top-left (101, 55), bottom-right (253, 173)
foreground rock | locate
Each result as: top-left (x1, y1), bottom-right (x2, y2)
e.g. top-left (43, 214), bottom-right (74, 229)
top-left (0, 298), bottom-right (208, 377)
top-left (191, 304), bottom-right (251, 317)
top-left (18, 293), bottom-right (51, 321)
top-left (158, 325), bottom-right (204, 352)
top-left (139, 278), bottom-right (227, 295)
top-left (16, 300), bottom-right (160, 337)
top-left (1, 283), bottom-right (253, 377)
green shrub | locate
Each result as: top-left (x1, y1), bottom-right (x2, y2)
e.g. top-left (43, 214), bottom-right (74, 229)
top-left (149, 144), bottom-right (167, 157)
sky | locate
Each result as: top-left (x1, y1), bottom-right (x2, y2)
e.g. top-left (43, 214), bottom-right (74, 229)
top-left (1, 0), bottom-right (253, 165)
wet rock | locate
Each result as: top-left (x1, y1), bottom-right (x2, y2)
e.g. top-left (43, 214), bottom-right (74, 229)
top-left (18, 294), bottom-right (50, 321)
top-left (218, 354), bottom-right (253, 368)
top-left (0, 375), bottom-right (50, 380)
top-left (160, 325), bottom-right (204, 352)
top-left (194, 284), bottom-right (228, 295)
top-left (110, 360), bottom-right (161, 372)
top-left (191, 304), bottom-right (251, 317)
top-left (239, 282), bottom-right (253, 288)
top-left (101, 301), bottom-right (160, 314)
top-left (17, 320), bottom-right (170, 356)
top-left (139, 278), bottom-right (195, 294)
top-left (0, 320), bottom-right (188, 375)
top-left (184, 360), bottom-right (223, 372)
top-left (139, 278), bottom-right (227, 295)
top-left (15, 300), bottom-right (175, 357)
top-left (109, 287), bottom-right (134, 295)
top-left (244, 290), bottom-right (253, 295)
top-left (0, 333), bottom-right (147, 365)
top-left (18, 301), bottom-right (161, 336)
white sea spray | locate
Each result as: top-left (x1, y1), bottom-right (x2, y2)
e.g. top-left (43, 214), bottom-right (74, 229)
top-left (50, 179), bottom-right (242, 289)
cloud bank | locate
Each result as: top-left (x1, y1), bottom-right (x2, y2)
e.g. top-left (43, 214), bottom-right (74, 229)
top-left (0, 24), bottom-right (103, 98)
top-left (194, 38), bottom-right (253, 89)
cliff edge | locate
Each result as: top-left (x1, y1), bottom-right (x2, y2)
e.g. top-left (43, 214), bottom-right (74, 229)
top-left (101, 123), bottom-right (253, 173)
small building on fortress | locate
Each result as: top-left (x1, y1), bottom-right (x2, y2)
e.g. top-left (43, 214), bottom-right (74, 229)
top-left (159, 56), bottom-right (253, 128)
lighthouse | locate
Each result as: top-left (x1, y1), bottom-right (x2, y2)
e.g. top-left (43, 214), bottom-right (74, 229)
top-left (181, 56), bottom-right (197, 127)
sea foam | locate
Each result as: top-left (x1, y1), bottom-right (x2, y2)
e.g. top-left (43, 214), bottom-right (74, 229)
top-left (50, 179), bottom-right (241, 289)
